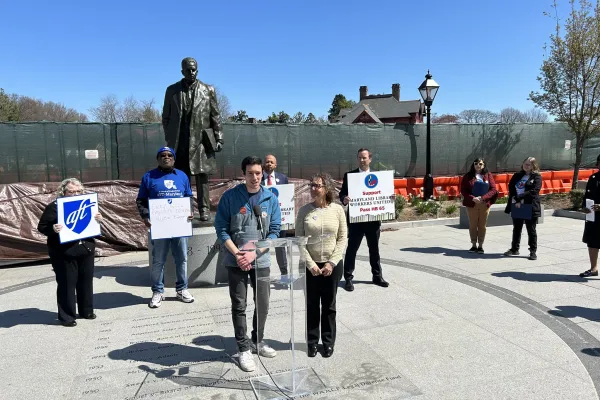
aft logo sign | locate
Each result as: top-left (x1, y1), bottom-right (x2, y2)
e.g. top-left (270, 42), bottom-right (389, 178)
top-left (63, 198), bottom-right (95, 234)
top-left (57, 193), bottom-right (101, 244)
top-left (365, 174), bottom-right (378, 189)
top-left (267, 187), bottom-right (279, 197)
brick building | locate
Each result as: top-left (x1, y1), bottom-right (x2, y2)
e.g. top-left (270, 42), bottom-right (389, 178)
top-left (336, 83), bottom-right (424, 124)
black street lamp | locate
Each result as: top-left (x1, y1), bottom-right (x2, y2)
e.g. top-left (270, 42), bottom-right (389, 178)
top-left (418, 70), bottom-right (440, 200)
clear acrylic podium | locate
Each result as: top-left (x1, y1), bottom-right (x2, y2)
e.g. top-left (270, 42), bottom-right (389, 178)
top-left (248, 235), bottom-right (327, 400)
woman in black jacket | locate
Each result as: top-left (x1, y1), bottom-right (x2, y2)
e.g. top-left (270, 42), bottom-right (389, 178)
top-left (580, 155), bottom-right (600, 277)
top-left (503, 157), bottom-right (542, 260)
top-left (37, 178), bottom-right (102, 327)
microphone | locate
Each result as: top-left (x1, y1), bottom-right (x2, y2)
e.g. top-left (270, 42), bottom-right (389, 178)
top-left (252, 205), bottom-right (265, 239)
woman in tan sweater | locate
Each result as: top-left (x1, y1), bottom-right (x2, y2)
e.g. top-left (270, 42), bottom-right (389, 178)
top-left (295, 173), bottom-right (347, 358)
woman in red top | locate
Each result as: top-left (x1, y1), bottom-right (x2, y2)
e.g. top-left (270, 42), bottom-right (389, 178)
top-left (460, 158), bottom-right (498, 254)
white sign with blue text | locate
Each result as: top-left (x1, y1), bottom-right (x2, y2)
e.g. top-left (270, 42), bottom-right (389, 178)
top-left (149, 198), bottom-right (193, 240)
top-left (348, 170), bottom-right (395, 223)
top-left (57, 193), bottom-right (101, 244)
top-left (265, 183), bottom-right (295, 230)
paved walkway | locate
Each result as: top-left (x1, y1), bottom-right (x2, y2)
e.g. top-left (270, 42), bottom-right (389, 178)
top-left (1, 216), bottom-right (599, 399)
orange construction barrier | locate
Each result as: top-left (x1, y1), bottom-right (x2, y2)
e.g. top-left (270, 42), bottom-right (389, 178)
top-left (406, 178), bottom-right (423, 197)
top-left (392, 169), bottom-right (595, 199)
top-left (393, 178), bottom-right (408, 197)
top-left (550, 170), bottom-right (573, 193)
top-left (539, 171), bottom-right (553, 195)
top-left (579, 169), bottom-right (594, 180)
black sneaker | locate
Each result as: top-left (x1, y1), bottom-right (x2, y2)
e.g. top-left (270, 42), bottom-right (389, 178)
top-left (477, 246), bottom-right (484, 254)
top-left (503, 249), bottom-right (519, 256)
top-left (529, 251), bottom-right (537, 260)
top-left (469, 245), bottom-right (477, 253)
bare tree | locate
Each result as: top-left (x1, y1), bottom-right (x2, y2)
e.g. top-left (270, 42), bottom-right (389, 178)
top-left (432, 113), bottom-right (459, 123)
top-left (214, 86), bottom-right (232, 122)
top-left (89, 94), bottom-right (161, 123)
top-left (4, 94), bottom-right (88, 122)
top-left (522, 108), bottom-right (550, 122)
top-left (499, 107), bottom-right (526, 123)
top-left (89, 94), bottom-right (121, 123)
top-left (458, 109), bottom-right (499, 123)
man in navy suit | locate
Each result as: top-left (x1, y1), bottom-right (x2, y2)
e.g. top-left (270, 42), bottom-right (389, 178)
top-left (262, 154), bottom-right (289, 277)
top-left (340, 148), bottom-right (389, 292)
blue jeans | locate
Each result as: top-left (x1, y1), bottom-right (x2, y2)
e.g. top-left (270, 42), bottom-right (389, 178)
top-left (150, 237), bottom-right (188, 293)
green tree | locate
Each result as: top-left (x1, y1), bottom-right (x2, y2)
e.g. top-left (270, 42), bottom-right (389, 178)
top-left (305, 112), bottom-right (317, 123)
top-left (529, 0), bottom-right (600, 189)
top-left (229, 110), bottom-right (248, 122)
top-left (267, 111), bottom-right (290, 123)
top-left (328, 94), bottom-right (356, 121)
top-left (291, 111), bottom-right (306, 123)
top-left (0, 88), bottom-right (20, 121)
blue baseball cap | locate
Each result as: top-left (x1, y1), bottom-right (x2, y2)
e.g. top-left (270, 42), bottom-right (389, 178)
top-left (156, 146), bottom-right (176, 159)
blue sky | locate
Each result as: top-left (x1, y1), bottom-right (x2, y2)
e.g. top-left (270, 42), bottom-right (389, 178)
top-left (0, 0), bottom-right (560, 120)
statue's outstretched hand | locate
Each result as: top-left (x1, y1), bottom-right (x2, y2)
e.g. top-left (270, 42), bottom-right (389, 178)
top-left (215, 142), bottom-right (223, 152)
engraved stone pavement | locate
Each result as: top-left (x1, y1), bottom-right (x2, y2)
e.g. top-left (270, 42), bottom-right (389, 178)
top-left (1, 216), bottom-right (600, 399)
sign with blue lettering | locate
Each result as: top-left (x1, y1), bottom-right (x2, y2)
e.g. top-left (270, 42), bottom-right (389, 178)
top-left (56, 193), bottom-right (101, 243)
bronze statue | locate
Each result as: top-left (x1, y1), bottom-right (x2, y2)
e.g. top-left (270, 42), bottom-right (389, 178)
top-left (162, 57), bottom-right (224, 221)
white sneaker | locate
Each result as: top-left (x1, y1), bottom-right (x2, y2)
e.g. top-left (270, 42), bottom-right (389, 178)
top-left (238, 350), bottom-right (256, 372)
top-left (149, 292), bottom-right (163, 308)
top-left (176, 289), bottom-right (195, 303)
top-left (251, 341), bottom-right (277, 358)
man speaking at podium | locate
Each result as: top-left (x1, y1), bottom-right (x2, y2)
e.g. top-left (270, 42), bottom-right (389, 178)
top-left (214, 156), bottom-right (282, 372)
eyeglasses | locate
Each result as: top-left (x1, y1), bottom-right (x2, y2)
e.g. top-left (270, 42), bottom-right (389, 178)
top-left (474, 162), bottom-right (484, 166)
top-left (159, 153), bottom-right (174, 158)
top-left (65, 189), bottom-right (83, 195)
top-left (310, 183), bottom-right (325, 189)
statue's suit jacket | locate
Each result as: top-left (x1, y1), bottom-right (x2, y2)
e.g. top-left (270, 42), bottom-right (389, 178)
top-left (162, 79), bottom-right (223, 175)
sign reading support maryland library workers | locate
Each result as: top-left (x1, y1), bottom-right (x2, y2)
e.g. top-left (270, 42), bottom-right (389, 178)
top-left (148, 198), bottom-right (193, 240)
top-left (265, 184), bottom-right (295, 230)
top-left (57, 193), bottom-right (101, 244)
top-left (348, 170), bottom-right (395, 223)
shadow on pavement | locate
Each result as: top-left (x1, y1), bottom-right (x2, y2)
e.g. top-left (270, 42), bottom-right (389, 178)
top-left (0, 308), bottom-right (57, 327)
top-left (400, 246), bottom-right (504, 259)
top-left (548, 306), bottom-right (600, 322)
top-left (491, 271), bottom-right (584, 283)
top-left (95, 265), bottom-right (151, 287)
top-left (93, 292), bottom-right (147, 309)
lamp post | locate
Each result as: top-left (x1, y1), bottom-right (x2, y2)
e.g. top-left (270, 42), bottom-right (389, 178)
top-left (418, 70), bottom-right (440, 200)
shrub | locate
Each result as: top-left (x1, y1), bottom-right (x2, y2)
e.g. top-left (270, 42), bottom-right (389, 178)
top-left (395, 195), bottom-right (407, 217)
top-left (445, 204), bottom-right (458, 215)
top-left (409, 194), bottom-right (422, 207)
top-left (416, 200), bottom-right (441, 216)
top-left (569, 189), bottom-right (585, 211)
top-left (495, 196), bottom-right (508, 204)
top-left (438, 193), bottom-right (449, 202)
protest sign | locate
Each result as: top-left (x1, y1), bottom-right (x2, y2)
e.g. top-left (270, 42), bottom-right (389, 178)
top-left (149, 198), bottom-right (193, 240)
top-left (348, 171), bottom-right (395, 223)
top-left (57, 193), bottom-right (101, 243)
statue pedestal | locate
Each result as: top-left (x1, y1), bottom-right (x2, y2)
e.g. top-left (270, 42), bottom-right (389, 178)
top-left (147, 212), bottom-right (228, 287)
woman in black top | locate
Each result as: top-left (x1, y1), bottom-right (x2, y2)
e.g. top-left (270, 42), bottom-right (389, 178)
top-left (503, 157), bottom-right (543, 260)
top-left (37, 178), bottom-right (102, 327)
top-left (580, 155), bottom-right (600, 277)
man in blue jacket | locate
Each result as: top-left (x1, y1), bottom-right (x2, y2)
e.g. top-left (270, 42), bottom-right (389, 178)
top-left (136, 147), bottom-right (195, 309)
top-left (214, 155), bottom-right (281, 372)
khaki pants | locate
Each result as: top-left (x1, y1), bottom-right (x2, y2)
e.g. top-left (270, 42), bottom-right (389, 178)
top-left (466, 202), bottom-right (490, 245)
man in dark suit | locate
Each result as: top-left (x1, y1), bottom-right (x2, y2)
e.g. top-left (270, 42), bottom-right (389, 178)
top-left (340, 148), bottom-right (389, 291)
top-left (262, 154), bottom-right (289, 277)
top-left (162, 57), bottom-right (224, 222)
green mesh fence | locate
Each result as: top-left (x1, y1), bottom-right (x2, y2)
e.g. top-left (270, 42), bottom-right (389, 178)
top-left (0, 122), bottom-right (585, 184)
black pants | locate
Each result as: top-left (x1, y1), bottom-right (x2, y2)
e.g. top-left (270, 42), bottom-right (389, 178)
top-left (306, 261), bottom-right (343, 347)
top-left (50, 252), bottom-right (95, 323)
top-left (228, 267), bottom-right (271, 352)
top-left (276, 230), bottom-right (288, 276)
top-left (344, 222), bottom-right (382, 281)
top-left (511, 217), bottom-right (538, 252)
